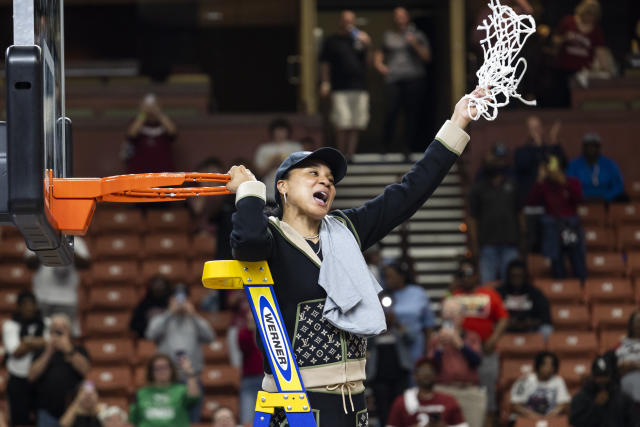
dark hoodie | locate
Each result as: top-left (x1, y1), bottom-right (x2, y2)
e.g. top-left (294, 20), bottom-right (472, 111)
top-left (496, 262), bottom-right (551, 333)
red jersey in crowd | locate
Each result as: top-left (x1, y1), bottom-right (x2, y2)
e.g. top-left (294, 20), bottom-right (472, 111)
top-left (526, 177), bottom-right (583, 218)
top-left (554, 15), bottom-right (605, 72)
top-left (126, 121), bottom-right (176, 173)
top-left (452, 287), bottom-right (508, 342)
top-left (387, 388), bottom-right (467, 427)
top-left (238, 326), bottom-right (263, 377)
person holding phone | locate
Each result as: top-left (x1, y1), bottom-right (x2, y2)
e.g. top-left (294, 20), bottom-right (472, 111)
top-left (59, 381), bottom-right (103, 427)
top-left (145, 285), bottom-right (214, 423)
top-left (28, 314), bottom-right (91, 427)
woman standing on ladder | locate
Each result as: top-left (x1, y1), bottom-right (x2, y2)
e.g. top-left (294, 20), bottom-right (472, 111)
top-left (225, 90), bottom-right (480, 426)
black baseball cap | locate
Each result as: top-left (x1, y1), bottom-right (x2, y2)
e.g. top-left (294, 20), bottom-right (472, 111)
top-left (274, 147), bottom-right (348, 205)
top-left (592, 356), bottom-right (613, 377)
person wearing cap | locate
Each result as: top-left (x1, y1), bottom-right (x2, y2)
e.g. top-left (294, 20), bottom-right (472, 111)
top-left (469, 143), bottom-right (524, 284)
top-left (569, 355), bottom-right (640, 427)
top-left (567, 132), bottom-right (627, 203)
top-left (224, 91), bottom-right (479, 425)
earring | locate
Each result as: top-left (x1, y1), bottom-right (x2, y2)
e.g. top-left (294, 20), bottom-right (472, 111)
top-left (283, 193), bottom-right (287, 204)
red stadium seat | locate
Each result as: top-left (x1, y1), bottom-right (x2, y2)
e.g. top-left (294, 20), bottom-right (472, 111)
top-left (527, 254), bottom-right (551, 277)
top-left (87, 367), bottom-right (132, 395)
top-left (586, 252), bottom-right (625, 277)
top-left (203, 311), bottom-right (234, 335)
top-left (87, 287), bottom-right (138, 311)
top-left (609, 203), bottom-right (640, 227)
top-left (0, 289), bottom-right (19, 313)
top-left (141, 260), bottom-right (189, 283)
top-left (201, 395), bottom-right (240, 421)
top-left (203, 338), bottom-right (231, 365)
top-left (551, 305), bottom-right (590, 330)
top-left (0, 264), bottom-right (32, 287)
top-left (534, 279), bottom-right (583, 304)
top-left (584, 278), bottom-right (633, 303)
top-left (627, 252), bottom-right (640, 277)
top-left (558, 358), bottom-right (590, 388)
top-left (599, 330), bottom-right (626, 352)
top-left (84, 312), bottom-right (131, 337)
top-left (136, 340), bottom-right (157, 366)
top-left (629, 181), bottom-right (640, 201)
top-left (84, 339), bottom-right (135, 365)
top-left (92, 234), bottom-right (142, 260)
top-left (514, 416), bottom-right (569, 427)
top-left (146, 208), bottom-right (191, 232)
top-left (577, 204), bottom-right (606, 226)
top-left (143, 233), bottom-right (190, 259)
top-left (497, 333), bottom-right (545, 358)
top-left (584, 226), bottom-right (615, 251)
top-left (499, 359), bottom-right (534, 391)
top-left (592, 304), bottom-right (636, 330)
top-left (0, 236), bottom-right (27, 260)
top-left (547, 332), bottom-right (598, 358)
top-left (92, 208), bottom-right (145, 234)
top-left (91, 261), bottom-right (140, 285)
top-left (617, 226), bottom-right (640, 251)
top-left (201, 365), bottom-right (241, 393)
top-left (191, 232), bottom-right (217, 260)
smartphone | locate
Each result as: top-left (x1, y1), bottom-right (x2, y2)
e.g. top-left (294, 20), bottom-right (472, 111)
top-left (350, 27), bottom-right (360, 40)
top-left (175, 289), bottom-right (186, 305)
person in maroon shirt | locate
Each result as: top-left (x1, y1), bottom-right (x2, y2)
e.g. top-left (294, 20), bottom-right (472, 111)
top-left (387, 357), bottom-right (468, 427)
top-left (237, 308), bottom-right (263, 424)
top-left (527, 155), bottom-right (586, 280)
top-left (123, 93), bottom-right (177, 174)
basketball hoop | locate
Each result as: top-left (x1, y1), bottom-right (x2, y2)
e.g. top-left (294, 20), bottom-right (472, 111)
top-left (465, 0), bottom-right (537, 121)
top-left (48, 172), bottom-right (231, 235)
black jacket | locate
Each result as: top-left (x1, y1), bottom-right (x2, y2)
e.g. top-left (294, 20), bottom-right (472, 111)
top-left (570, 382), bottom-right (640, 427)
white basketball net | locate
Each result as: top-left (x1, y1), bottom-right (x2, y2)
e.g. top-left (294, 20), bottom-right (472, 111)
top-left (465, 0), bottom-right (537, 121)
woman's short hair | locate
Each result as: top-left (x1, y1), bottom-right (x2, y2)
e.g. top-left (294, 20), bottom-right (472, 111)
top-left (534, 351), bottom-right (559, 374)
top-left (146, 353), bottom-right (178, 384)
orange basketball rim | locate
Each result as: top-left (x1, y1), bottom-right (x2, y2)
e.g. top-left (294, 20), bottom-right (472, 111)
top-left (46, 171), bottom-right (231, 235)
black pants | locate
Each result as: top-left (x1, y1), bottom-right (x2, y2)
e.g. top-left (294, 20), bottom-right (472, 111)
top-left (383, 78), bottom-right (427, 154)
top-left (7, 375), bottom-right (34, 426)
top-left (268, 390), bottom-right (367, 427)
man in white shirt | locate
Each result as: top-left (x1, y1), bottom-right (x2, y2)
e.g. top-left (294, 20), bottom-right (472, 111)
top-left (510, 351), bottom-right (570, 420)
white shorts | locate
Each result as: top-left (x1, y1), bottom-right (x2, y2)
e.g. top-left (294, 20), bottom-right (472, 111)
top-left (330, 90), bottom-right (370, 130)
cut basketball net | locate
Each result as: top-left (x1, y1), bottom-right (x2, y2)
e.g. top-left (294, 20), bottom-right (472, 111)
top-left (466, 0), bottom-right (537, 121)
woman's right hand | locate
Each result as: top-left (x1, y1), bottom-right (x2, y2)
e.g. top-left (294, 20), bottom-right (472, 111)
top-left (226, 165), bottom-right (257, 193)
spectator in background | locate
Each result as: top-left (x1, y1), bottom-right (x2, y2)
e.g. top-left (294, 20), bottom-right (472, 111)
top-left (497, 260), bottom-right (553, 339)
top-left (429, 298), bottom-right (485, 427)
top-left (145, 285), bottom-right (214, 423)
top-left (237, 310), bottom-right (263, 424)
top-left (547, 0), bottom-right (608, 107)
top-left (510, 352), bottom-right (570, 421)
top-left (211, 406), bottom-right (238, 427)
top-left (383, 258), bottom-right (435, 366)
top-left (59, 381), bottom-right (102, 427)
top-left (567, 133), bottom-right (627, 203)
top-left (515, 116), bottom-right (566, 204)
top-left (527, 155), bottom-right (586, 280)
top-left (130, 275), bottom-right (173, 339)
top-left (452, 258), bottom-right (509, 427)
top-left (3, 291), bottom-right (49, 427)
top-left (123, 94), bottom-right (177, 174)
top-left (469, 143), bottom-right (523, 284)
top-left (26, 236), bottom-right (91, 337)
top-left (28, 314), bottom-right (91, 427)
top-left (364, 243), bottom-right (383, 283)
top-left (319, 10), bottom-right (372, 162)
top-left (387, 357), bottom-right (467, 427)
top-left (375, 7), bottom-right (431, 156)
top-left (253, 119), bottom-right (302, 203)
top-left (129, 354), bottom-right (200, 427)
top-left (570, 355), bottom-right (640, 427)
top-left (615, 310), bottom-right (640, 406)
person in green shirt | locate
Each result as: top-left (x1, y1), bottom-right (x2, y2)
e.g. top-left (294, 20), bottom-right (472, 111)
top-left (129, 354), bottom-right (200, 427)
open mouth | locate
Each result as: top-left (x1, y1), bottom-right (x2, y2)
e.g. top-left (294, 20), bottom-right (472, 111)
top-left (313, 191), bottom-right (328, 207)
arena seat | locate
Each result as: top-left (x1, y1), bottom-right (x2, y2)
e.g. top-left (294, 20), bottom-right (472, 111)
top-left (498, 359), bottom-right (533, 391)
top-left (203, 337), bottom-right (231, 365)
top-left (527, 254), bottom-right (551, 277)
top-left (617, 225), bottom-right (640, 251)
top-left (586, 252), bottom-right (626, 277)
top-left (558, 358), bottom-right (590, 388)
top-left (0, 236), bottom-right (28, 260)
top-left (134, 366), bottom-right (147, 389)
top-left (584, 226), bottom-right (615, 251)
top-left (142, 233), bottom-right (190, 259)
top-left (627, 252), bottom-right (640, 277)
top-left (592, 304), bottom-right (637, 331)
top-left (0, 368), bottom-right (7, 397)
top-left (0, 264), bottom-right (32, 287)
top-left (190, 285), bottom-right (215, 309)
top-left (91, 260), bottom-right (140, 285)
top-left (584, 278), bottom-right (633, 303)
top-left (201, 365), bottom-right (241, 393)
top-left (141, 260), bottom-right (189, 283)
top-left (190, 231), bottom-right (217, 260)
top-left (92, 234), bottom-right (142, 260)
top-left (547, 331), bottom-right (598, 359)
top-left (0, 289), bottom-right (19, 313)
top-left (629, 181), bottom-right (640, 201)
top-left (84, 312), bottom-right (131, 337)
top-left (203, 311), bottom-right (234, 335)
top-left (497, 333), bottom-right (545, 358)
top-left (87, 286), bottom-right (138, 311)
top-left (100, 397), bottom-right (129, 413)
top-left (534, 279), bottom-right (583, 304)
top-left (201, 395), bottom-right (240, 421)
top-left (87, 366), bottom-right (132, 395)
top-left (514, 416), bottom-right (569, 427)
top-left (577, 204), bottom-right (606, 226)
top-left (551, 305), bottom-right (590, 330)
top-left (146, 208), bottom-right (191, 232)
top-left (599, 330), bottom-right (626, 352)
top-left (84, 338), bottom-right (135, 365)
top-left (91, 208), bottom-right (146, 234)
top-left (136, 340), bottom-right (157, 366)
top-left (609, 203), bottom-right (640, 227)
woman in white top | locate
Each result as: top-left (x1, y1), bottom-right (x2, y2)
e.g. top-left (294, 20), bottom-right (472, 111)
top-left (2, 291), bottom-right (49, 426)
